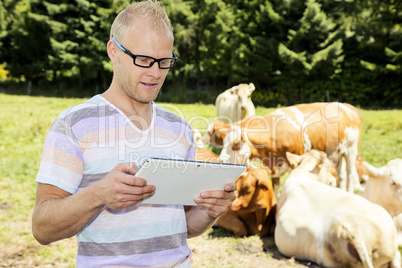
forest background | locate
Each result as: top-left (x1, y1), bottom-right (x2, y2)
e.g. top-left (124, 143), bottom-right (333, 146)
top-left (0, 0), bottom-right (401, 108)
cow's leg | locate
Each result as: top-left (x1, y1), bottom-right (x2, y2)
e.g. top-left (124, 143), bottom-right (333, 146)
top-left (345, 145), bottom-right (363, 193)
top-left (336, 157), bottom-right (348, 191)
top-left (216, 211), bottom-right (248, 236)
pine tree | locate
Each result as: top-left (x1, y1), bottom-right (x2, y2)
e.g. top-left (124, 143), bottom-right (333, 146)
top-left (276, 0), bottom-right (344, 104)
top-left (30, 0), bottom-right (114, 91)
top-left (6, 0), bottom-right (52, 93)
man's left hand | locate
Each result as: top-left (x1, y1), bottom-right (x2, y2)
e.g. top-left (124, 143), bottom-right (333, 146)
top-left (194, 182), bottom-right (237, 218)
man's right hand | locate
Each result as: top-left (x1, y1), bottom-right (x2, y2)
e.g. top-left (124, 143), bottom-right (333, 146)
top-left (94, 163), bottom-right (156, 210)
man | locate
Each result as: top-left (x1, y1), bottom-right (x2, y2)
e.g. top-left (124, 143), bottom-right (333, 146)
top-left (32, 1), bottom-right (236, 267)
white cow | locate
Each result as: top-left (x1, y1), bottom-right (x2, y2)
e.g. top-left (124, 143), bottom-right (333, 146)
top-left (362, 159), bottom-right (402, 245)
top-left (275, 152), bottom-right (401, 268)
top-left (215, 83), bottom-right (256, 123)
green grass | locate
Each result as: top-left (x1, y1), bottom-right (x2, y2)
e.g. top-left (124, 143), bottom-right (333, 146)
top-left (359, 109), bottom-right (402, 165)
top-left (0, 93), bottom-right (401, 266)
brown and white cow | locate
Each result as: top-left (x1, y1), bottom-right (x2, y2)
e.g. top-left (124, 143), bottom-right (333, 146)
top-left (216, 165), bottom-right (277, 236)
top-left (215, 83), bottom-right (256, 123)
top-left (275, 151), bottom-right (401, 268)
top-left (362, 159), bottom-right (402, 246)
top-left (192, 128), bottom-right (206, 149)
top-left (218, 102), bottom-right (363, 195)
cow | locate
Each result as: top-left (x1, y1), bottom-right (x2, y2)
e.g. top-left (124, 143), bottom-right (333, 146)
top-left (218, 102), bottom-right (363, 196)
top-left (216, 165), bottom-right (277, 236)
top-left (275, 151), bottom-right (401, 268)
top-left (192, 128), bottom-right (206, 149)
top-left (195, 149), bottom-right (219, 162)
top-left (215, 83), bottom-right (256, 123)
top-left (362, 159), bottom-right (402, 246)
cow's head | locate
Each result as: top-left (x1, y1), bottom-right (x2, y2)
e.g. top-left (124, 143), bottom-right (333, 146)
top-left (192, 128), bottom-right (205, 149)
top-left (363, 158), bottom-right (402, 215)
top-left (218, 125), bottom-right (250, 165)
top-left (231, 166), bottom-right (276, 212)
top-left (286, 150), bottom-right (338, 186)
top-left (229, 83), bottom-right (255, 112)
top-left (202, 122), bottom-right (230, 147)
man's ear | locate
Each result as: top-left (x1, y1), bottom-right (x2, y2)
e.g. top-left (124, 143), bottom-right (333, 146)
top-left (107, 40), bottom-right (118, 63)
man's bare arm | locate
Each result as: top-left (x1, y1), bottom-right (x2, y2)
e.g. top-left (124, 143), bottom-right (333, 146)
top-left (32, 163), bottom-right (155, 245)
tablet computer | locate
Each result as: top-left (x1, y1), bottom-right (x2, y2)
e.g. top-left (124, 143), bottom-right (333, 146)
top-left (134, 158), bottom-right (247, 206)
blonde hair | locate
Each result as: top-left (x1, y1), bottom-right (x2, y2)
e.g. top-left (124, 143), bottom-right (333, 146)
top-left (110, 0), bottom-right (173, 41)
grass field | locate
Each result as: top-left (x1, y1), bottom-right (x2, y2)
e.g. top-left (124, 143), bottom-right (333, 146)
top-left (0, 93), bottom-right (401, 267)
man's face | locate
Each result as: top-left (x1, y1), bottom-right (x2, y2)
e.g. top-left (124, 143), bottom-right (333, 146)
top-left (113, 20), bottom-right (174, 104)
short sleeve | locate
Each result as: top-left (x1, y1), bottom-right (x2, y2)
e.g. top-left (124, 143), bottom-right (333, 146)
top-left (36, 116), bottom-right (84, 194)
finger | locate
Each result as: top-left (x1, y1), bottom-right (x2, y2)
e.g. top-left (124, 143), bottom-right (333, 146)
top-left (125, 184), bottom-right (156, 195)
top-left (114, 162), bottom-right (138, 174)
top-left (224, 182), bottom-right (237, 192)
top-left (122, 173), bottom-right (148, 187)
top-left (120, 189), bottom-right (156, 202)
top-left (126, 167), bottom-right (137, 175)
top-left (193, 200), bottom-right (229, 219)
top-left (199, 189), bottom-right (236, 201)
top-left (194, 193), bottom-right (234, 208)
top-left (110, 190), bottom-right (156, 209)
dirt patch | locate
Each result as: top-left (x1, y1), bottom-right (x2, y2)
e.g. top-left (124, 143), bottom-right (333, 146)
top-left (0, 222), bottom-right (321, 268)
top-left (188, 227), bottom-right (321, 268)
top-left (0, 239), bottom-right (76, 268)
top-left (0, 203), bottom-right (12, 210)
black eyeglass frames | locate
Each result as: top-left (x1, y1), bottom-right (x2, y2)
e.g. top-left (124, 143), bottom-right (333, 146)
top-left (112, 36), bottom-right (177, 69)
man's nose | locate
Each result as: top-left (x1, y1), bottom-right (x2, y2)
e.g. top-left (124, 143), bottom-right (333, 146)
top-left (147, 62), bottom-right (162, 78)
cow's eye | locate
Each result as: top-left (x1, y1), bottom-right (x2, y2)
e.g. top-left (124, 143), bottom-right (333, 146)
top-left (392, 181), bottom-right (401, 189)
top-left (260, 185), bottom-right (268, 191)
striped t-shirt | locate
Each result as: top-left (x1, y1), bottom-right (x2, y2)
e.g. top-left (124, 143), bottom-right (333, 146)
top-left (36, 95), bottom-right (195, 268)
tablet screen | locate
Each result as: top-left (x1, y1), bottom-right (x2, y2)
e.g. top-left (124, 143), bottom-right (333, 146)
top-left (135, 158), bottom-right (247, 206)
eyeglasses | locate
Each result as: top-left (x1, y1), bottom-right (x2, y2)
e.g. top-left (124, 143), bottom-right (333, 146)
top-left (112, 36), bottom-right (177, 69)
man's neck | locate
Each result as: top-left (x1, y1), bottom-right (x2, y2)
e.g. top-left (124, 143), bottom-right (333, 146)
top-left (102, 88), bottom-right (153, 131)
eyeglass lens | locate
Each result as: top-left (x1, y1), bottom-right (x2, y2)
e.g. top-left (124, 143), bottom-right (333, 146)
top-left (135, 56), bottom-right (175, 69)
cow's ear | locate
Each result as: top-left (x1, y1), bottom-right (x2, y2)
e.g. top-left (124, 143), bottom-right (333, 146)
top-left (249, 83), bottom-right (255, 92)
top-left (363, 161), bottom-right (389, 178)
top-left (286, 152), bottom-right (301, 168)
top-left (230, 86), bottom-right (239, 94)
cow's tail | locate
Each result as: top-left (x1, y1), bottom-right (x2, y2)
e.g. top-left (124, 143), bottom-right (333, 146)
top-left (347, 229), bottom-right (374, 268)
